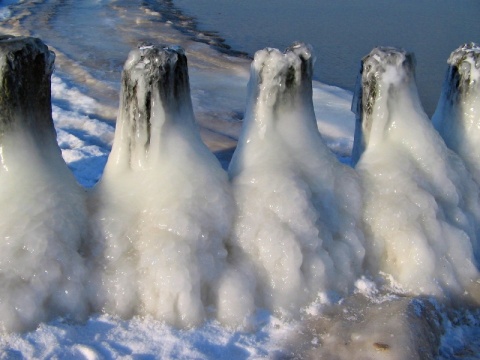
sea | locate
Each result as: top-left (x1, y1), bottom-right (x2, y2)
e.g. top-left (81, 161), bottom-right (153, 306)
top-left (1, 0), bottom-right (478, 116)
top-left (174, 0), bottom-right (480, 115)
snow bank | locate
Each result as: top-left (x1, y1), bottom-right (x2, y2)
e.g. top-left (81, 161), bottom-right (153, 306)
top-left (228, 43), bottom-right (365, 316)
top-left (89, 44), bottom-right (242, 327)
top-left (353, 47), bottom-right (480, 301)
top-left (0, 36), bottom-right (89, 332)
top-left (433, 43), bottom-right (480, 187)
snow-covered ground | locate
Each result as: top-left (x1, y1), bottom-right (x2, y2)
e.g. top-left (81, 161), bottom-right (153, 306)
top-left (0, 1), bottom-right (479, 359)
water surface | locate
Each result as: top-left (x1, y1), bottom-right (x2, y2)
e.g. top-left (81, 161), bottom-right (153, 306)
top-left (174, 0), bottom-right (480, 115)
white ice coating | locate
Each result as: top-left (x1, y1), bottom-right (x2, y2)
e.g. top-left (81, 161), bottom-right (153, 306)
top-left (228, 43), bottom-right (366, 316)
top-left (0, 132), bottom-right (90, 333)
top-left (89, 45), bottom-right (241, 327)
top-left (433, 44), bottom-right (480, 188)
top-left (0, 37), bottom-right (89, 332)
top-left (354, 47), bottom-right (480, 301)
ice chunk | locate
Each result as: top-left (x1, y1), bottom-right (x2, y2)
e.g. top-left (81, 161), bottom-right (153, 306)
top-left (433, 43), bottom-right (480, 184)
top-left (89, 44), bottom-right (243, 327)
top-left (0, 35), bottom-right (89, 332)
top-left (353, 47), bottom-right (480, 301)
top-left (228, 43), bottom-right (365, 317)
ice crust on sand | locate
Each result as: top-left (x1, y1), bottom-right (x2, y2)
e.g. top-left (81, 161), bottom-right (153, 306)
top-left (89, 44), bottom-right (240, 327)
top-left (353, 47), bottom-right (480, 300)
top-left (433, 43), bottom-right (480, 186)
top-left (228, 43), bottom-right (365, 316)
top-left (0, 35), bottom-right (89, 332)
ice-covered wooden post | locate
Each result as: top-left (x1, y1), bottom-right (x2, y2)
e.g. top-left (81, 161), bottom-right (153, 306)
top-left (0, 35), bottom-right (89, 332)
top-left (351, 48), bottom-right (417, 165)
top-left (91, 44), bottom-right (240, 327)
top-left (102, 44), bottom-right (193, 172)
top-left (0, 35), bottom-right (58, 148)
top-left (433, 43), bottom-right (480, 183)
top-left (354, 46), bottom-right (480, 302)
top-left (228, 43), bottom-right (365, 316)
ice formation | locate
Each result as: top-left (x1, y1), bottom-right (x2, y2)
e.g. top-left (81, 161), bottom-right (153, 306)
top-left (433, 43), bottom-right (480, 185)
top-left (228, 43), bottom-right (365, 316)
top-left (353, 47), bottom-right (480, 301)
top-left (0, 35), bottom-right (89, 332)
top-left (89, 44), bottom-right (243, 327)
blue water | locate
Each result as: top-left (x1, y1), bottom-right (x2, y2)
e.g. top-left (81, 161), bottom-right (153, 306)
top-left (1, 0), bottom-right (478, 116)
top-left (173, 0), bottom-right (480, 115)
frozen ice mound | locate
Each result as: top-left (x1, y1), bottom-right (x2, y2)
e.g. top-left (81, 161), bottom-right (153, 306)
top-left (88, 44), bottom-right (243, 327)
top-left (228, 43), bottom-right (366, 317)
top-left (353, 46), bottom-right (480, 302)
top-left (0, 35), bottom-right (89, 332)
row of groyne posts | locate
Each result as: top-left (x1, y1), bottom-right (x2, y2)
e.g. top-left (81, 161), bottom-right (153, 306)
top-left (0, 34), bottom-right (479, 333)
